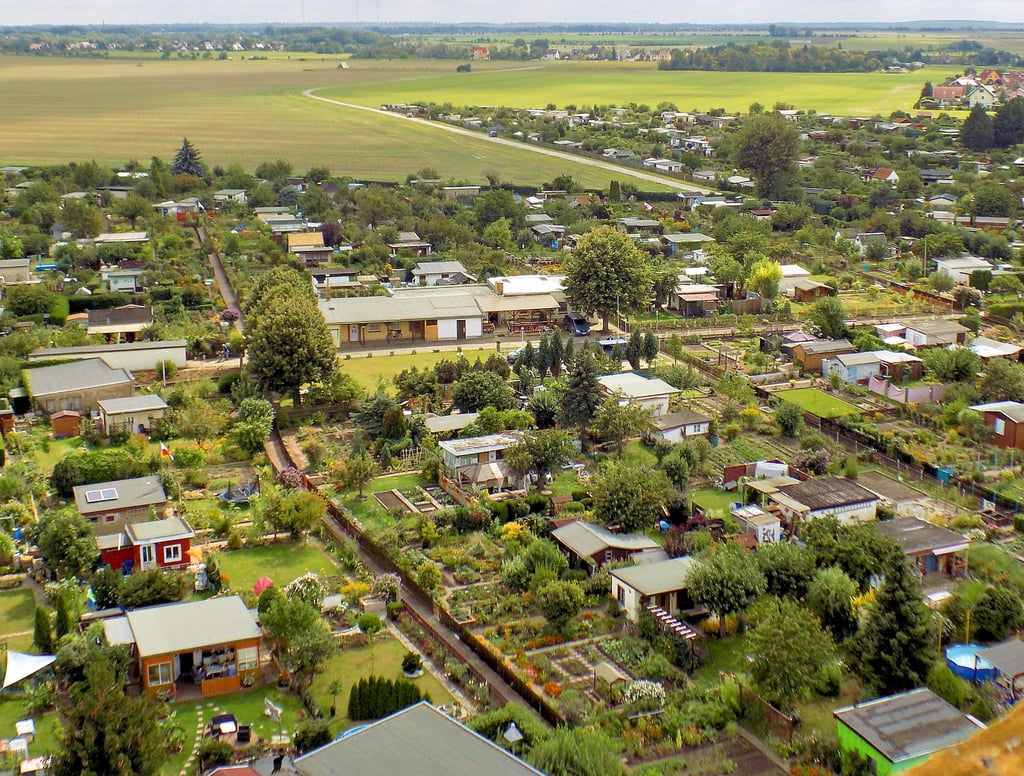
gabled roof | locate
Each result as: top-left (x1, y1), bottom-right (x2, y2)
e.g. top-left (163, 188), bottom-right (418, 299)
top-left (598, 372), bottom-right (681, 399)
top-left (834, 687), bottom-right (984, 764)
top-left (412, 260), bottom-right (468, 276)
top-left (551, 520), bottom-right (660, 559)
top-left (26, 358), bottom-right (133, 398)
top-left (970, 401), bottom-right (1024, 423)
top-left (610, 556), bottom-right (699, 596)
top-left (73, 476), bottom-right (166, 516)
top-left (774, 477), bottom-right (878, 511)
top-left (295, 702), bottom-right (545, 776)
top-left (121, 596), bottom-right (261, 658)
top-left (832, 352), bottom-right (881, 367)
top-left (29, 339), bottom-right (187, 359)
top-left (905, 320), bottom-right (968, 337)
top-left (650, 409), bottom-right (711, 430)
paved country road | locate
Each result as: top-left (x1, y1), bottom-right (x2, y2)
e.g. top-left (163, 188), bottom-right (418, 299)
top-left (303, 89), bottom-right (714, 194)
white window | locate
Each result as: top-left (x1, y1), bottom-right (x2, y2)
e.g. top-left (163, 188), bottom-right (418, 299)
top-left (995, 418), bottom-right (1007, 435)
top-left (140, 545), bottom-right (154, 566)
top-left (368, 323), bottom-right (381, 333)
top-left (237, 647), bottom-right (259, 672)
top-left (147, 662), bottom-right (173, 686)
top-left (163, 544), bottom-right (182, 563)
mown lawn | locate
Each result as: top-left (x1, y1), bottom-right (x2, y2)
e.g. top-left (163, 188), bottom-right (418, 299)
top-left (0, 588), bottom-right (37, 641)
top-left (775, 388), bottom-right (862, 419)
top-left (338, 345), bottom-right (510, 391)
top-left (216, 541), bottom-right (339, 594)
top-left (309, 635), bottom-right (454, 736)
top-left (691, 488), bottom-right (737, 520)
top-left (0, 696), bottom-right (62, 759)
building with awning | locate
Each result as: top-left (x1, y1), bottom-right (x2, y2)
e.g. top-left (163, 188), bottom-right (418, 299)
top-left (477, 292), bottom-right (559, 328)
top-left (978, 639), bottom-right (1024, 700)
top-left (667, 283), bottom-right (721, 316)
top-left (875, 517), bottom-right (968, 580)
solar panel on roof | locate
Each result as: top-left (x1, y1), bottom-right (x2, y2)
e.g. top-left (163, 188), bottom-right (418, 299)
top-left (84, 488), bottom-right (118, 503)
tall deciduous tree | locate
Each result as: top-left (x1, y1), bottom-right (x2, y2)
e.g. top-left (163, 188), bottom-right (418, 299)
top-left (505, 429), bottom-right (574, 487)
top-left (246, 291), bottom-right (337, 403)
top-left (34, 509), bottom-right (99, 580)
top-left (746, 258), bottom-right (783, 299)
top-left (733, 113), bottom-right (800, 199)
top-left (590, 460), bottom-right (674, 532)
top-left (754, 542), bottom-right (816, 599)
top-left (170, 137), bottom-right (207, 179)
top-left (807, 296), bottom-right (849, 340)
top-left (856, 558), bottom-right (936, 694)
top-left (688, 543), bottom-right (766, 637)
top-left (748, 598), bottom-right (836, 708)
top-left (806, 566), bottom-right (858, 640)
top-left (563, 226), bottom-right (653, 332)
top-left (961, 104), bottom-right (995, 151)
top-left (994, 96), bottom-right (1024, 149)
top-left (590, 397), bottom-right (652, 456)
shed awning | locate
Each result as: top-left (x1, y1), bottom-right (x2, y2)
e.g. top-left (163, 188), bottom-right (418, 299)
top-left (676, 292), bottom-right (719, 303)
top-left (980, 639), bottom-right (1024, 679)
top-left (477, 293), bottom-right (558, 313)
top-left (2, 651), bottom-right (55, 690)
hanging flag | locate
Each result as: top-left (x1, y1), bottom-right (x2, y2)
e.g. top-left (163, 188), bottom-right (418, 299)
top-left (160, 443), bottom-right (174, 461)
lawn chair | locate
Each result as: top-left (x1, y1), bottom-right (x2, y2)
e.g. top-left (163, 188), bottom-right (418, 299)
top-left (236, 724), bottom-right (251, 745)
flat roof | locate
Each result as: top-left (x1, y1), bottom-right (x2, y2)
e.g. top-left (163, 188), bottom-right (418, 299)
top-left (834, 687), bottom-right (984, 764)
top-left (979, 639), bottom-right (1024, 680)
top-left (650, 409), bottom-right (712, 430)
top-left (97, 395), bottom-right (169, 415)
top-left (855, 470), bottom-right (927, 504)
top-left (487, 275), bottom-right (565, 296)
top-left (610, 556), bottom-right (699, 597)
top-left (476, 293), bottom-right (558, 313)
top-left (598, 372), bottom-right (681, 400)
top-left (905, 319), bottom-right (968, 336)
top-left (29, 340), bottom-right (187, 359)
top-left (123, 596), bottom-right (262, 658)
top-left (73, 476), bottom-right (166, 515)
top-left (438, 432), bottom-right (521, 456)
top-left (295, 702), bottom-right (545, 776)
top-left (774, 477), bottom-right (878, 512)
top-left (874, 517), bottom-right (968, 557)
top-left (125, 517), bottom-right (194, 543)
top-left (423, 413), bottom-right (479, 434)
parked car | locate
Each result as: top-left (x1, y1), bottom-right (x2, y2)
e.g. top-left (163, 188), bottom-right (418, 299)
top-left (563, 312), bottom-right (590, 336)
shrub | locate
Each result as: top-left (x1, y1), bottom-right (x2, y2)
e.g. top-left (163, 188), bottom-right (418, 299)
top-left (401, 652), bottom-right (422, 674)
top-left (293, 718), bottom-right (332, 754)
top-left (543, 681), bottom-right (562, 698)
top-left (198, 738), bottom-right (233, 767)
top-left (347, 676), bottom-right (428, 721)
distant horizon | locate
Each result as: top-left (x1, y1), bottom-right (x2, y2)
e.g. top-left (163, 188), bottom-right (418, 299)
top-left (5, 1), bottom-right (1024, 29)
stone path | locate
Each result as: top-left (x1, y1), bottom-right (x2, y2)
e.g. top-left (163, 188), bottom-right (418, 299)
top-left (181, 703), bottom-right (204, 776)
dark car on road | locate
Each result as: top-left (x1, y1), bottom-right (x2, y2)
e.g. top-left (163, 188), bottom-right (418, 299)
top-left (563, 312), bottom-right (590, 336)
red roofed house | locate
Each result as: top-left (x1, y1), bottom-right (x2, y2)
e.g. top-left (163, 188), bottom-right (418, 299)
top-left (868, 168), bottom-right (899, 185)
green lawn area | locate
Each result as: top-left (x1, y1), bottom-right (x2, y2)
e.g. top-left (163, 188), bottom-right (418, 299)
top-left (339, 346), bottom-right (511, 391)
top-left (0, 696), bottom-right (62, 760)
top-left (794, 676), bottom-right (861, 737)
top-left (0, 588), bottom-right (37, 640)
top-left (775, 388), bottom-right (862, 419)
top-left (690, 488), bottom-right (737, 520)
top-left (216, 541), bottom-right (339, 595)
top-left (310, 635), bottom-right (454, 736)
top-left (693, 635), bottom-right (751, 685)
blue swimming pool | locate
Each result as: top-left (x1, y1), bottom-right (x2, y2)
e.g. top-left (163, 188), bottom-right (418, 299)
top-left (945, 643), bottom-right (998, 682)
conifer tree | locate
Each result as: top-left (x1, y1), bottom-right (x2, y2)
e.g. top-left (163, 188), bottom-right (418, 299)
top-left (171, 137), bottom-right (207, 178)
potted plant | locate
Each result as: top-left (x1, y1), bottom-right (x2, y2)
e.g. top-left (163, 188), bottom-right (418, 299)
top-left (277, 671), bottom-right (291, 691)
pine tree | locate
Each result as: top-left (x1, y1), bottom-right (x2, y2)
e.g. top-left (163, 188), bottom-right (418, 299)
top-left (171, 137), bottom-right (206, 178)
top-left (33, 606), bottom-right (54, 653)
top-left (561, 350), bottom-right (602, 438)
top-left (857, 559), bottom-right (936, 694)
top-left (562, 335), bottom-right (575, 366)
top-left (54, 593), bottom-right (74, 639)
top-left (549, 334), bottom-right (564, 376)
top-left (625, 330), bottom-right (643, 370)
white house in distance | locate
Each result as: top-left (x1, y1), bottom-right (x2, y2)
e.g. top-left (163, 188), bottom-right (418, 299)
top-left (648, 409), bottom-right (712, 443)
top-left (597, 373), bottom-right (682, 416)
top-left (610, 556), bottom-right (700, 622)
top-left (932, 256), bottom-right (993, 284)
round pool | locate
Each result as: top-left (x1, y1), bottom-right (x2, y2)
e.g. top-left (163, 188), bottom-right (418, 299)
top-left (945, 643), bottom-right (998, 682)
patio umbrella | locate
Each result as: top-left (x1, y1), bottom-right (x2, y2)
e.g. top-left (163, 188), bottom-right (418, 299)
top-left (253, 577), bottom-right (275, 596)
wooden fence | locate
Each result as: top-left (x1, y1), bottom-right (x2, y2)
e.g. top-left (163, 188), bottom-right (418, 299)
top-left (739, 683), bottom-right (795, 745)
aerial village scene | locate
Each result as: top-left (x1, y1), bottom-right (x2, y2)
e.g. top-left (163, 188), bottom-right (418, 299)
top-left (6, 4), bottom-right (1024, 776)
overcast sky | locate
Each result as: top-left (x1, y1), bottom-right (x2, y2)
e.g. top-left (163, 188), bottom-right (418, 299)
top-left (6, 1), bottom-right (1023, 27)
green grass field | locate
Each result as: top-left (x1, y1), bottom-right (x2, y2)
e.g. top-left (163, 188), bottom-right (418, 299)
top-left (339, 345), bottom-right (512, 391)
top-left (0, 55), bottom-right (958, 185)
top-left (216, 541), bottom-right (339, 594)
top-left (776, 388), bottom-right (862, 419)
top-left (320, 61), bottom-right (960, 116)
top-left (0, 588), bottom-right (37, 641)
top-left (310, 636), bottom-right (454, 735)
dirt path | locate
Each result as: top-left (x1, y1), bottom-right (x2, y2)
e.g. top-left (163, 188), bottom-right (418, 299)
top-left (302, 89), bottom-right (713, 193)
